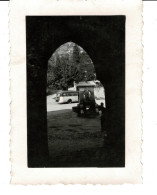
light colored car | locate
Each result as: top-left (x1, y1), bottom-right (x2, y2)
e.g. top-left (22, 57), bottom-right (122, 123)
top-left (56, 91), bottom-right (79, 104)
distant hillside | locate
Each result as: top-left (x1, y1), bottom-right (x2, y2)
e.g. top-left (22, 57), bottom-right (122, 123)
top-left (47, 42), bottom-right (95, 90)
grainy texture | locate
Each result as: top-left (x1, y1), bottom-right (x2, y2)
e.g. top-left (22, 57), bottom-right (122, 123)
top-left (26, 16), bottom-right (125, 167)
top-left (10, 0), bottom-right (142, 184)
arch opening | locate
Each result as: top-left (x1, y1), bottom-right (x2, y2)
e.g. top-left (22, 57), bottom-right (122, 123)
top-left (26, 16), bottom-right (125, 167)
top-left (47, 41), bottom-right (105, 111)
top-left (46, 42), bottom-right (107, 166)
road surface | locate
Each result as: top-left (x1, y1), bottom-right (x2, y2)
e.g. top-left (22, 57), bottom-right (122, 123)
top-left (47, 96), bottom-right (123, 167)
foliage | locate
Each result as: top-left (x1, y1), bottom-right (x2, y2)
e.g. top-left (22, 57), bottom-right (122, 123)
top-left (47, 42), bottom-right (95, 90)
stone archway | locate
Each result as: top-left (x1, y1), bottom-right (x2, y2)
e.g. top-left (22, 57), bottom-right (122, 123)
top-left (27, 16), bottom-right (125, 167)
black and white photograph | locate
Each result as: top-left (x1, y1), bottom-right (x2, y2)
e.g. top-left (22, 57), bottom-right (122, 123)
top-left (26, 16), bottom-right (125, 167)
top-left (3, 0), bottom-right (157, 190)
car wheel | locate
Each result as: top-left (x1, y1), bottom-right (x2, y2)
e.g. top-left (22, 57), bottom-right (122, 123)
top-left (67, 99), bottom-right (72, 104)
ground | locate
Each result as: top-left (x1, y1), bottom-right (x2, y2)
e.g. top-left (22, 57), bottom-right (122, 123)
top-left (47, 95), bottom-right (123, 167)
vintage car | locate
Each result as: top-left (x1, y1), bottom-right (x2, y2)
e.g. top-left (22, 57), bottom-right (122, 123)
top-left (56, 91), bottom-right (79, 104)
top-left (72, 81), bottom-right (99, 115)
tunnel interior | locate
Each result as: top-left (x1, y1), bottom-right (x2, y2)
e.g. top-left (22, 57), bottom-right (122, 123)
top-left (26, 16), bottom-right (125, 167)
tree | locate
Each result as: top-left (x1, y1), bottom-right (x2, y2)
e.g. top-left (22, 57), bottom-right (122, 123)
top-left (47, 42), bottom-right (95, 91)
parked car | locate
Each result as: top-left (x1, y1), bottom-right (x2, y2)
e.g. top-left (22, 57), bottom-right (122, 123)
top-left (56, 91), bottom-right (79, 104)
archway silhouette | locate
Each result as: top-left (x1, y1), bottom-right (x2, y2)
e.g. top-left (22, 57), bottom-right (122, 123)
top-left (27, 16), bottom-right (125, 167)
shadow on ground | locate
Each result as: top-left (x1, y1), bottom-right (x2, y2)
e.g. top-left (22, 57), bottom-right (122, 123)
top-left (47, 109), bottom-right (124, 167)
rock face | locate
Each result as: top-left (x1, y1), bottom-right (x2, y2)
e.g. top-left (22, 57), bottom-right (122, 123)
top-left (47, 42), bottom-right (95, 90)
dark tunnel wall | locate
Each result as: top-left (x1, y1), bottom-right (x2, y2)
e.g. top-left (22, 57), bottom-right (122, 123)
top-left (26, 16), bottom-right (125, 167)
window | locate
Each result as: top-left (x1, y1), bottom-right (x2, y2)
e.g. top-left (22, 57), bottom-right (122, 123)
top-left (62, 93), bottom-right (67, 96)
